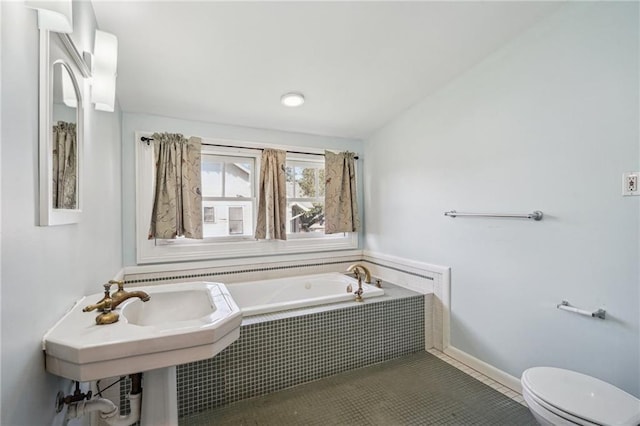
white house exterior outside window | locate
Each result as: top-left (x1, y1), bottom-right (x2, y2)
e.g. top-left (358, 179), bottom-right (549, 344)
top-left (201, 153), bottom-right (255, 239)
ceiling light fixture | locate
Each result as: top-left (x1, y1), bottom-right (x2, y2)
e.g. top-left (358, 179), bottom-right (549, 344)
top-left (281, 92), bottom-right (305, 107)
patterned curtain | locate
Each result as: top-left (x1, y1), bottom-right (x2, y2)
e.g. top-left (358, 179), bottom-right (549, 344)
top-left (52, 121), bottom-right (77, 209)
top-left (148, 132), bottom-right (203, 240)
top-left (255, 148), bottom-right (287, 240)
top-left (324, 150), bottom-right (360, 234)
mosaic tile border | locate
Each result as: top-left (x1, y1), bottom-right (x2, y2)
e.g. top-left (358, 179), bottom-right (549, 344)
top-left (124, 257), bottom-right (437, 285)
top-left (124, 260), bottom-right (353, 284)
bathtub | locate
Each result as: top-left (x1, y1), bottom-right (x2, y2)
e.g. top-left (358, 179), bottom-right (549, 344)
top-left (227, 272), bottom-right (385, 316)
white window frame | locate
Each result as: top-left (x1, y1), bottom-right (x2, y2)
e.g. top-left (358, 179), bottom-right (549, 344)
top-left (135, 132), bottom-right (357, 264)
top-left (197, 147), bottom-right (258, 241)
top-left (285, 154), bottom-right (327, 239)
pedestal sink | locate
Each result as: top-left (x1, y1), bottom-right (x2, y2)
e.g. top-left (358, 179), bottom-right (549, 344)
top-left (43, 281), bottom-right (242, 425)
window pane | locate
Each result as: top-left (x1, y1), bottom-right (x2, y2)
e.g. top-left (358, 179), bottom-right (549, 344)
top-left (224, 160), bottom-right (253, 198)
top-left (201, 157), bottom-right (222, 197)
top-left (297, 167), bottom-right (317, 197)
top-left (318, 168), bottom-right (325, 197)
top-left (286, 166), bottom-right (295, 198)
top-left (228, 206), bottom-right (244, 235)
top-left (203, 206), bottom-right (215, 223)
top-left (202, 200), bottom-right (253, 238)
top-left (287, 201), bottom-right (324, 233)
top-left (286, 161), bottom-right (325, 198)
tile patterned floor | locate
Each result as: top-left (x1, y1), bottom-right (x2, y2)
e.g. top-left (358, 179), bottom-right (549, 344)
top-left (180, 351), bottom-right (535, 425)
top-left (426, 350), bottom-right (526, 406)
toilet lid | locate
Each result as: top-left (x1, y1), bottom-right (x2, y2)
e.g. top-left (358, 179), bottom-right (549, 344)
top-left (521, 367), bottom-right (640, 426)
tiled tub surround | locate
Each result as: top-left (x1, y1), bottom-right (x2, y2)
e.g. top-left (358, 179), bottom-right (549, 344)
top-left (123, 251), bottom-right (445, 349)
top-left (116, 252), bottom-right (453, 420)
top-left (176, 284), bottom-right (425, 418)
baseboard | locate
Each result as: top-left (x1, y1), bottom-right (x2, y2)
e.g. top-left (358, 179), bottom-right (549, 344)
top-left (443, 345), bottom-right (522, 393)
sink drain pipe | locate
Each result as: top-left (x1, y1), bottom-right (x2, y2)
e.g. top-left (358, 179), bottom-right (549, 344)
top-left (64, 373), bottom-right (142, 426)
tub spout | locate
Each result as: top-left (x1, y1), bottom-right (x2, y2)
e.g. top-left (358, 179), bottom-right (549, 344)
top-left (346, 263), bottom-right (372, 284)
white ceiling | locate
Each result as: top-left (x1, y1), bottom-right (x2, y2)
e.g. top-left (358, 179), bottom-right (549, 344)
top-left (91, 1), bottom-right (562, 139)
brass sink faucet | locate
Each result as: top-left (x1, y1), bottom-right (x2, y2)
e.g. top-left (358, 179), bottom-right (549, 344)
top-left (83, 280), bottom-right (150, 325)
top-left (108, 280), bottom-right (150, 309)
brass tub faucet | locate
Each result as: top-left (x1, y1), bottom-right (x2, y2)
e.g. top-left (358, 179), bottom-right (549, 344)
top-left (346, 263), bottom-right (372, 284)
top-left (347, 263), bottom-right (372, 302)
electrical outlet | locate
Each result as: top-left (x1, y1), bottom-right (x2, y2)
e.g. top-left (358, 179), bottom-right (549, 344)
top-left (622, 172), bottom-right (639, 196)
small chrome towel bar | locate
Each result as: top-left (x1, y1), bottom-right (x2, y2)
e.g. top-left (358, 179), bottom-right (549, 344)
top-left (444, 210), bottom-right (543, 221)
top-left (557, 300), bottom-right (606, 320)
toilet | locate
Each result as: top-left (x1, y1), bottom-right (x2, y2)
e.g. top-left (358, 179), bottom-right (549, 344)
top-left (521, 367), bottom-right (640, 426)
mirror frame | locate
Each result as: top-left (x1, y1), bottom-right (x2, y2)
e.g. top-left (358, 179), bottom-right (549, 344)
top-left (39, 30), bottom-right (89, 226)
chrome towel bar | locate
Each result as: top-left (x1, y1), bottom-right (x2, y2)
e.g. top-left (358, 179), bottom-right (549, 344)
top-left (557, 300), bottom-right (606, 320)
top-left (444, 210), bottom-right (543, 221)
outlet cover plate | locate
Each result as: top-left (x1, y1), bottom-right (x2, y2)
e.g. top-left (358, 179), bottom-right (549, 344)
top-left (622, 172), bottom-right (639, 196)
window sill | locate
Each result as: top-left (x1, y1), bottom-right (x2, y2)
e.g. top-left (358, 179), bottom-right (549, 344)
top-left (136, 233), bottom-right (358, 264)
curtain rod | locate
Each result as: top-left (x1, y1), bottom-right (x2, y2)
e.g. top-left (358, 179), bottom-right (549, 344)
top-left (139, 136), bottom-right (358, 159)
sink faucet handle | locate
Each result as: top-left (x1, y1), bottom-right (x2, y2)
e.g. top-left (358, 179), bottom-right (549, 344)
top-left (83, 284), bottom-right (114, 313)
top-left (108, 280), bottom-right (127, 298)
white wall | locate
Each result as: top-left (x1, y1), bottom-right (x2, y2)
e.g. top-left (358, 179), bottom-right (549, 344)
top-left (121, 112), bottom-right (364, 265)
top-left (364, 2), bottom-right (639, 396)
top-left (1, 2), bottom-right (123, 425)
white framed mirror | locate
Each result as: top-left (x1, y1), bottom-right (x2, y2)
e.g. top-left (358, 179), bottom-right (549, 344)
top-left (39, 30), bottom-right (88, 226)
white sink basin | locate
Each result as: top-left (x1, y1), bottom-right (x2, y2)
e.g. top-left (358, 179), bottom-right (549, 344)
top-left (43, 281), bottom-right (242, 382)
top-left (121, 289), bottom-right (218, 327)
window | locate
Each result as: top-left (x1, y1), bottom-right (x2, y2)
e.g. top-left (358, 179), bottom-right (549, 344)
top-left (135, 134), bottom-right (357, 264)
top-left (201, 152), bottom-right (254, 239)
top-left (286, 158), bottom-right (325, 235)
top-left (199, 151), bottom-right (329, 241)
top-left (203, 206), bottom-right (215, 223)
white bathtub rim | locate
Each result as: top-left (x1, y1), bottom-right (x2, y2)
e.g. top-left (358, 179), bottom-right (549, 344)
top-left (228, 272), bottom-right (385, 317)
